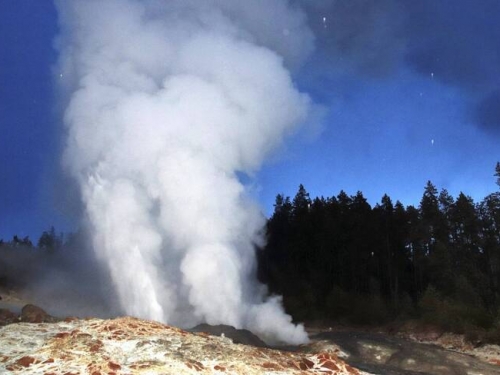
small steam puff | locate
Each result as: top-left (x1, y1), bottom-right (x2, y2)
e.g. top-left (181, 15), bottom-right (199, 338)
top-left (56, 0), bottom-right (312, 344)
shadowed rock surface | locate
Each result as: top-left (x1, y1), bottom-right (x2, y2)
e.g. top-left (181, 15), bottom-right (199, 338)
top-left (310, 331), bottom-right (500, 375)
top-left (189, 323), bottom-right (268, 348)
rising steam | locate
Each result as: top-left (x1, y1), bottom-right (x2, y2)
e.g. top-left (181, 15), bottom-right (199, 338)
top-left (55, 0), bottom-right (312, 344)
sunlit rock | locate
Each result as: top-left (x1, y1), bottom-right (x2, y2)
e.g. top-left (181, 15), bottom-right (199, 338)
top-left (0, 316), bottom-right (364, 374)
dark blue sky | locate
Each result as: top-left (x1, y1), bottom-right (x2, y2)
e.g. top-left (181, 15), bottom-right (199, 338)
top-left (1, 1), bottom-right (499, 241)
top-left (0, 1), bottom-right (68, 241)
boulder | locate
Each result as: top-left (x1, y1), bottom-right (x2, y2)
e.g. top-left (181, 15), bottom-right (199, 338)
top-left (20, 304), bottom-right (57, 323)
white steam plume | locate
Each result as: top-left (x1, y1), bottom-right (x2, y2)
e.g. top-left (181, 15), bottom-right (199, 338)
top-left (55, 0), bottom-right (312, 344)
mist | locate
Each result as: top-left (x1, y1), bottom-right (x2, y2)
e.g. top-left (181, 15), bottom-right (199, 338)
top-left (0, 230), bottom-right (120, 319)
top-left (54, 0), bottom-right (312, 344)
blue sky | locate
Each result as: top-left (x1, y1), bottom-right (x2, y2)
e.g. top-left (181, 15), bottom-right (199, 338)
top-left (0, 1), bottom-right (67, 240)
top-left (1, 1), bottom-right (499, 241)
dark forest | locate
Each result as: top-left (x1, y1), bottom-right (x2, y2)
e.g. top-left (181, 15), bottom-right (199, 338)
top-left (258, 163), bottom-right (500, 338)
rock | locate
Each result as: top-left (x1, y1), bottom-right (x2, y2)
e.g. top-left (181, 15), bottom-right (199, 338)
top-left (310, 330), bottom-right (500, 375)
top-left (189, 323), bottom-right (268, 348)
top-left (437, 332), bottom-right (474, 351)
top-left (0, 316), bottom-right (365, 374)
top-left (20, 304), bottom-right (57, 323)
top-left (398, 320), bottom-right (445, 342)
top-left (0, 309), bottom-right (18, 326)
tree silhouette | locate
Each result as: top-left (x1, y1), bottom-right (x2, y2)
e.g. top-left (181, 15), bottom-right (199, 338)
top-left (37, 226), bottom-right (62, 253)
top-left (260, 175), bottom-right (500, 328)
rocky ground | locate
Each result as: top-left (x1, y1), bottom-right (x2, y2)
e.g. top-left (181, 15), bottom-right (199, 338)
top-left (0, 286), bottom-right (364, 374)
top-left (306, 329), bottom-right (500, 374)
top-left (1, 288), bottom-right (500, 374)
top-left (0, 314), bottom-right (362, 374)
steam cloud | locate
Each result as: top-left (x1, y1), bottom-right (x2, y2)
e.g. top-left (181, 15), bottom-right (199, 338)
top-left (55, 0), bottom-right (312, 344)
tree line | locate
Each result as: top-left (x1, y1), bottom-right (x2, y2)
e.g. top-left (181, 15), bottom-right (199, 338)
top-left (0, 226), bottom-right (64, 253)
top-left (258, 163), bottom-right (500, 332)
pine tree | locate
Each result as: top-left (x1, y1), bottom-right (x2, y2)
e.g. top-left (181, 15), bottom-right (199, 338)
top-left (349, 191), bottom-right (372, 294)
top-left (419, 181), bottom-right (445, 254)
top-left (478, 193), bottom-right (500, 307)
top-left (375, 194), bottom-right (395, 303)
top-left (291, 184), bottom-right (311, 219)
top-left (406, 205), bottom-right (426, 298)
top-left (449, 193), bottom-right (485, 304)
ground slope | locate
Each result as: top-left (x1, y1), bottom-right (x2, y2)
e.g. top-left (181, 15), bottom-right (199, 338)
top-left (0, 316), bottom-right (363, 374)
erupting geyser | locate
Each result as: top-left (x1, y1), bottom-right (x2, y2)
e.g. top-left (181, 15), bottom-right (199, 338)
top-left (55, 0), bottom-right (312, 344)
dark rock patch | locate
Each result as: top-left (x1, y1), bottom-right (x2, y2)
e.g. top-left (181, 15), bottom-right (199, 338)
top-left (189, 323), bottom-right (268, 348)
top-left (0, 308), bottom-right (18, 326)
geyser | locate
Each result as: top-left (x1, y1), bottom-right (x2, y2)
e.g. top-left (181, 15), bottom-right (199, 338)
top-left (55, 0), bottom-right (312, 344)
